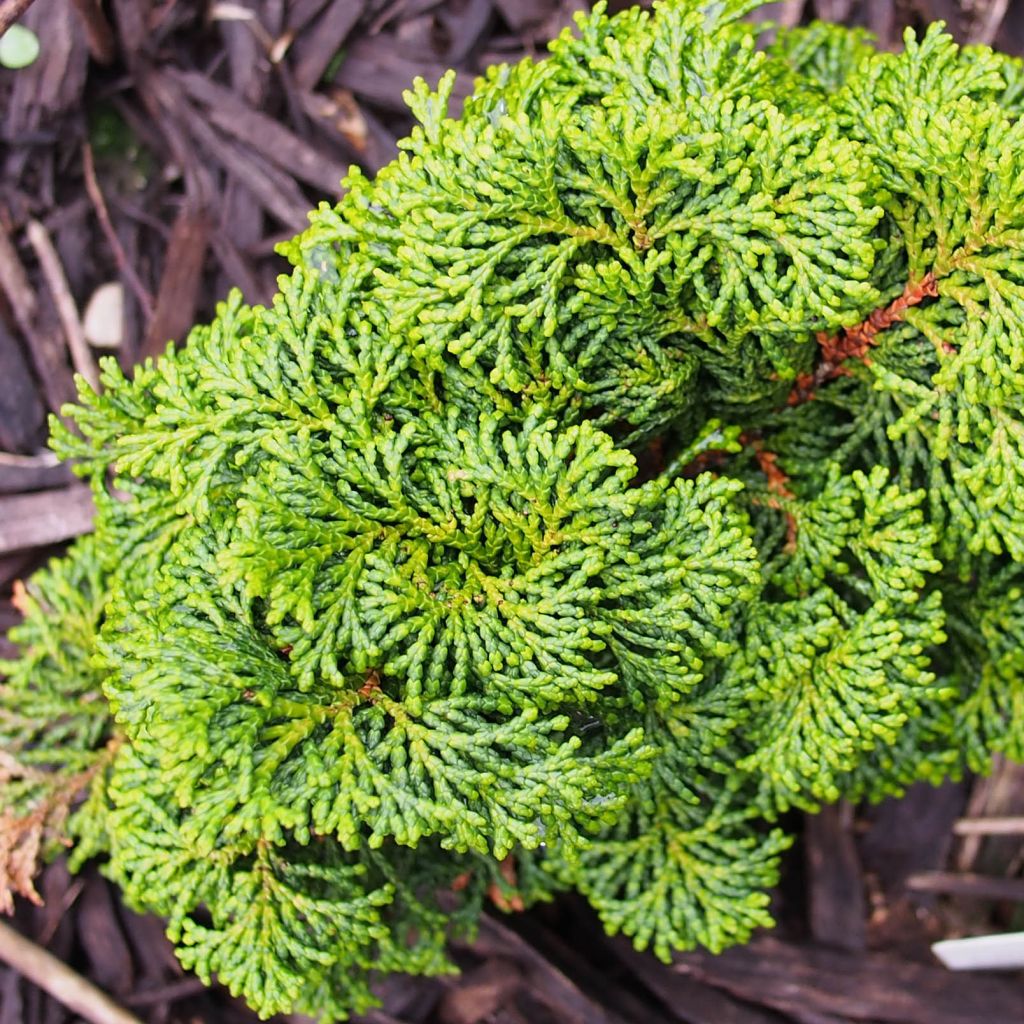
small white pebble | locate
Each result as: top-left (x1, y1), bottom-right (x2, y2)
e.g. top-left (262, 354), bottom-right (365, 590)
top-left (82, 282), bottom-right (124, 349)
top-left (0, 25), bottom-right (40, 70)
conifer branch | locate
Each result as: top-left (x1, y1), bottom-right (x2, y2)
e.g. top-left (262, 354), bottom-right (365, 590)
top-left (3, 4), bottom-right (1024, 1018)
top-left (0, 739), bottom-right (118, 913)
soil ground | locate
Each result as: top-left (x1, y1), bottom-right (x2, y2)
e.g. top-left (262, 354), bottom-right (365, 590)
top-left (3, 1), bottom-right (1024, 1021)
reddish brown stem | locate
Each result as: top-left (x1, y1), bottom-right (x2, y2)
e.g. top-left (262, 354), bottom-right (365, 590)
top-left (750, 443), bottom-right (798, 553)
top-left (358, 669), bottom-right (382, 700)
top-left (487, 856), bottom-right (525, 913)
top-left (788, 272), bottom-right (938, 406)
top-left (451, 871), bottom-right (473, 892)
top-left (753, 447), bottom-right (795, 502)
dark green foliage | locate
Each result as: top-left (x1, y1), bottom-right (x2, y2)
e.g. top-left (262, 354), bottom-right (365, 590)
top-left (4, 1), bottom-right (1024, 1019)
top-left (768, 21), bottom-right (876, 94)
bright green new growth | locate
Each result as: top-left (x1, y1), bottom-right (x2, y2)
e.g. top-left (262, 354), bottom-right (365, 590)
top-left (4, 0), bottom-right (1024, 1017)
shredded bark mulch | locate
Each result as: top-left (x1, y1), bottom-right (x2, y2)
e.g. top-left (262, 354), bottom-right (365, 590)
top-left (3, 0), bottom-right (1024, 1021)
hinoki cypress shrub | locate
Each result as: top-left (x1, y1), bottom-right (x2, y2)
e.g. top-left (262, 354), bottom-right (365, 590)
top-left (4, 0), bottom-right (1024, 1016)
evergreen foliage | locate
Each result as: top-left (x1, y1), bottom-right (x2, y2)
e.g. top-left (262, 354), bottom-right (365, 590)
top-left (4, 0), bottom-right (1024, 1018)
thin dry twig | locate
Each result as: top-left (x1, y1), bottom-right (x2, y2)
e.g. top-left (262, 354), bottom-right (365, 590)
top-left (82, 143), bottom-right (155, 320)
top-left (0, 221), bottom-right (77, 413)
top-left (0, 219), bottom-right (37, 338)
top-left (954, 816), bottom-right (1024, 836)
top-left (0, 918), bottom-right (143, 1024)
top-left (67, 0), bottom-right (115, 63)
top-left (25, 220), bottom-right (100, 392)
top-left (0, 0), bottom-right (36, 37)
top-left (906, 871), bottom-right (1024, 902)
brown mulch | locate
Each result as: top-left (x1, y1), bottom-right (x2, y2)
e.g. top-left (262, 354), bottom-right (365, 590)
top-left (3, 0), bottom-right (1024, 1022)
